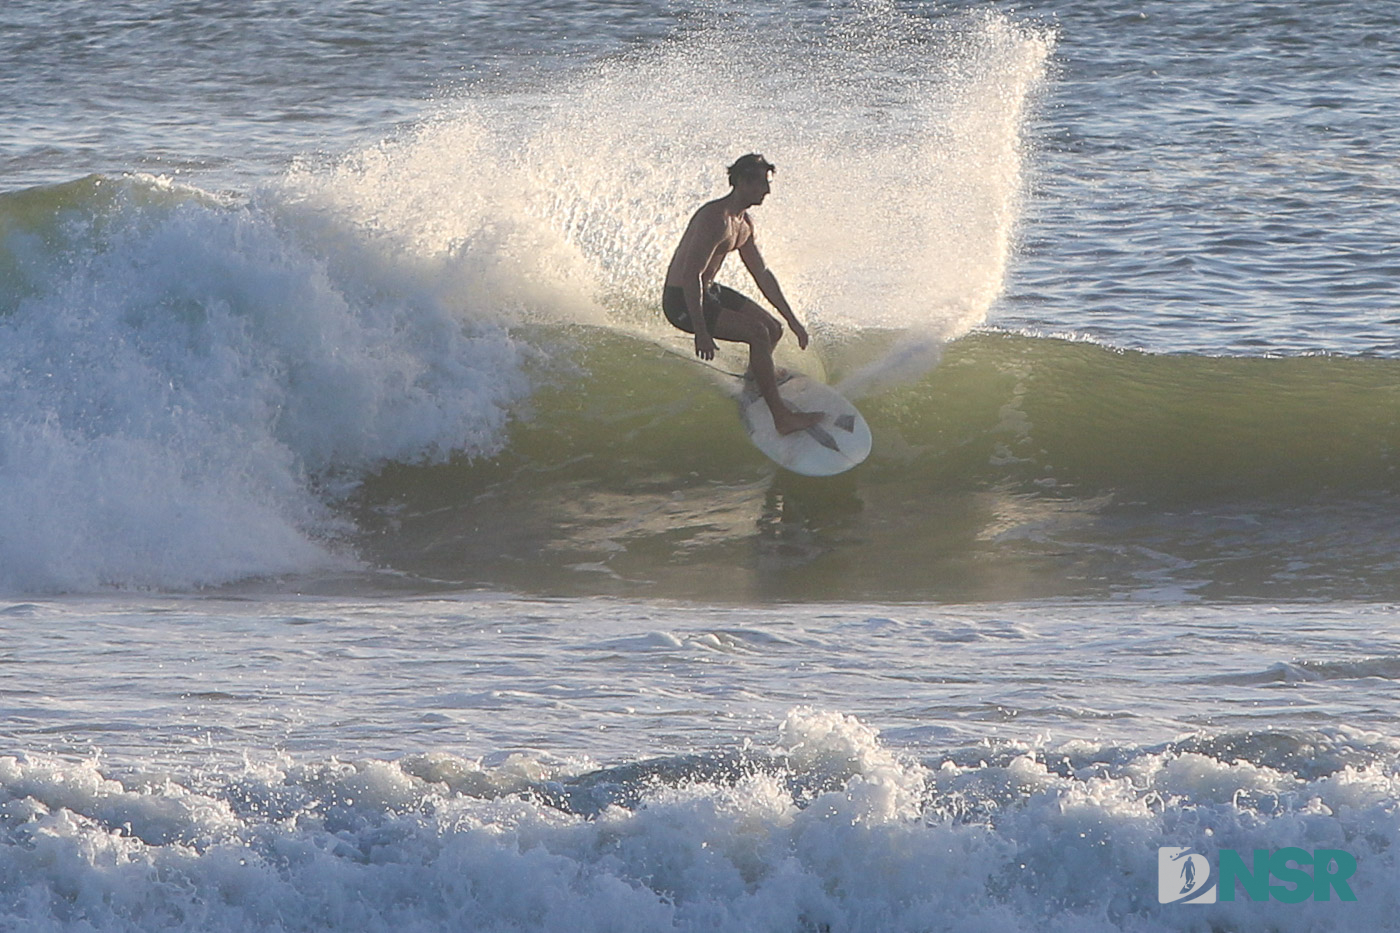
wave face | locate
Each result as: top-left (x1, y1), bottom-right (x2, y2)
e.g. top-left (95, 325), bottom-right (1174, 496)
top-left (0, 8), bottom-right (1051, 595)
top-left (351, 330), bottom-right (1400, 603)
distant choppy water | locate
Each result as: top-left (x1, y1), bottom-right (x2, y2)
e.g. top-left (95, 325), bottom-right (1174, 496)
top-left (1005, 0), bottom-right (1400, 357)
top-left (3, 2), bottom-right (1400, 931)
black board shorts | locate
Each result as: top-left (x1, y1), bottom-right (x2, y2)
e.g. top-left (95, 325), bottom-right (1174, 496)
top-left (662, 282), bottom-right (746, 335)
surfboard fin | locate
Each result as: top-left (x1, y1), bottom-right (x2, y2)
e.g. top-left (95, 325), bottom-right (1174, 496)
top-left (834, 413), bottom-right (856, 433)
top-left (804, 423), bottom-right (841, 452)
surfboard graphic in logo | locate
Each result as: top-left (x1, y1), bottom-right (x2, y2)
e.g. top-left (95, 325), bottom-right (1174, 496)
top-left (1158, 848), bottom-right (1217, 904)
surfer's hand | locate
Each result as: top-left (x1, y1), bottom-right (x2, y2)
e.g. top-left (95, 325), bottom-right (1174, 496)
top-left (792, 322), bottom-right (810, 350)
top-left (695, 333), bottom-right (717, 360)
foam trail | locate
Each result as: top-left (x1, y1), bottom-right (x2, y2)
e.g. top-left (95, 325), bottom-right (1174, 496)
top-left (833, 331), bottom-right (946, 399)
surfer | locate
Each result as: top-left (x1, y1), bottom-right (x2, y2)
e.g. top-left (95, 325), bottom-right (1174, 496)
top-left (663, 154), bottom-right (823, 435)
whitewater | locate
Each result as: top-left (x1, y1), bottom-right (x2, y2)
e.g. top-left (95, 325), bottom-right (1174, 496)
top-left (3, 1), bottom-right (1400, 930)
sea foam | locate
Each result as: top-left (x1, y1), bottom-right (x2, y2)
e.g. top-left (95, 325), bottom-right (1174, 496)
top-left (0, 708), bottom-right (1394, 932)
top-left (0, 175), bottom-right (528, 592)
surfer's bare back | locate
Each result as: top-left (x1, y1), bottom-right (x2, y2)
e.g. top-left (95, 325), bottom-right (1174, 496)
top-left (662, 154), bottom-right (823, 436)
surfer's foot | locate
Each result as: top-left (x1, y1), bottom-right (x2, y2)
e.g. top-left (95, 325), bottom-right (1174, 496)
top-left (773, 408), bottom-right (824, 435)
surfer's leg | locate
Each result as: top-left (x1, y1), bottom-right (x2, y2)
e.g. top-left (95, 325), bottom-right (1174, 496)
top-left (713, 286), bottom-right (783, 346)
top-left (711, 309), bottom-right (822, 435)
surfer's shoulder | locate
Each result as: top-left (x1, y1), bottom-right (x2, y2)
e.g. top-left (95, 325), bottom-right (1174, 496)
top-left (695, 197), bottom-right (729, 219)
top-left (687, 198), bottom-right (730, 235)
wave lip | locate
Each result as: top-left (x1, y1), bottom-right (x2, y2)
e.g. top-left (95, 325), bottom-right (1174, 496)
top-left (0, 173), bottom-right (528, 594)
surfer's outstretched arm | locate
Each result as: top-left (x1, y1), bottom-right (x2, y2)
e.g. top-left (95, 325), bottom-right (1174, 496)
top-left (738, 234), bottom-right (808, 350)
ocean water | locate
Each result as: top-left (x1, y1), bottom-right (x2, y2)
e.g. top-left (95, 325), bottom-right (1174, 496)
top-left (2, 1), bottom-right (1399, 930)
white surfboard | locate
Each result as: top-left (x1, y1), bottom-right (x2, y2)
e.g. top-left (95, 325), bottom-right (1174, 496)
top-left (740, 371), bottom-right (871, 476)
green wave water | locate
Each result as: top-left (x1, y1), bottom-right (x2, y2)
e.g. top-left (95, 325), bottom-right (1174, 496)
top-left (351, 329), bottom-right (1400, 602)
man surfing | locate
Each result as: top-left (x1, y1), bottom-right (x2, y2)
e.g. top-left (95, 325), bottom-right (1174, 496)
top-left (662, 154), bottom-right (823, 435)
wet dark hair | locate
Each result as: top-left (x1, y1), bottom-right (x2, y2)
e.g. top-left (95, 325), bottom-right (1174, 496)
top-left (728, 153), bottom-right (776, 186)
